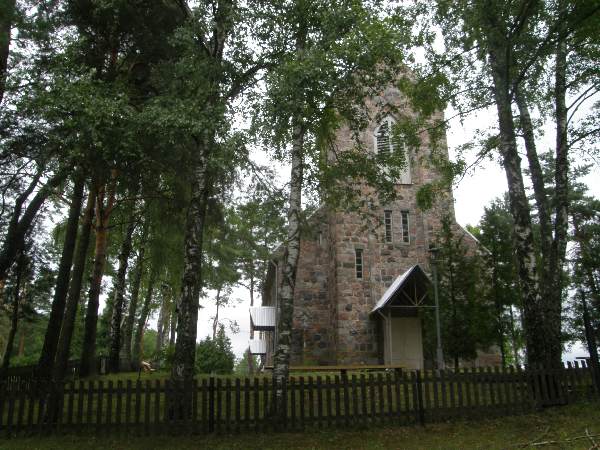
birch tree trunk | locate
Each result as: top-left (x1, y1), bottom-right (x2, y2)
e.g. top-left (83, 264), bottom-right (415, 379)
top-left (169, 309), bottom-right (176, 347)
top-left (132, 270), bottom-right (156, 367)
top-left (80, 173), bottom-right (117, 376)
top-left (485, 35), bottom-right (547, 367)
top-left (121, 222), bottom-right (147, 366)
top-left (273, 118), bottom-right (305, 409)
top-left (108, 215), bottom-right (137, 372)
top-left (173, 140), bottom-right (211, 381)
top-left (156, 294), bottom-right (167, 353)
top-left (1, 254), bottom-right (23, 371)
top-left (546, 29), bottom-right (569, 368)
top-left (38, 174), bottom-right (85, 377)
top-left (53, 187), bottom-right (96, 382)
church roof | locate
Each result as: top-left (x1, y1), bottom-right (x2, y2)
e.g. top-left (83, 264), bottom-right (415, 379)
top-left (371, 264), bottom-right (431, 314)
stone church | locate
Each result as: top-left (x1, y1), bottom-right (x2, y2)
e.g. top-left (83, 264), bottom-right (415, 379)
top-left (249, 81), bottom-right (486, 370)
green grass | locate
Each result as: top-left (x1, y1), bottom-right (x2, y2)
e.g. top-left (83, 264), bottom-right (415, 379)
top-left (1, 400), bottom-right (598, 449)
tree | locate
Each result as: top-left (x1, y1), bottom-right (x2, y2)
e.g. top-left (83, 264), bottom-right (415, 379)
top-left (568, 170), bottom-right (600, 385)
top-left (195, 325), bottom-right (235, 375)
top-left (474, 196), bottom-right (524, 366)
top-left (37, 173), bottom-right (85, 377)
top-left (234, 349), bottom-right (259, 376)
top-left (433, 217), bottom-right (495, 369)
top-left (257, 0), bottom-right (407, 410)
top-left (408, 0), bottom-right (600, 368)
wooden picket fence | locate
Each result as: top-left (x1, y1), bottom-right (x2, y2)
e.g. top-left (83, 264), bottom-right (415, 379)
top-left (1, 362), bottom-right (598, 437)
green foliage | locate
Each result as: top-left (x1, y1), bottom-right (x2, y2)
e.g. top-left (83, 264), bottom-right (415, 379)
top-left (431, 217), bottom-right (496, 367)
top-left (234, 351), bottom-right (259, 376)
top-left (474, 196), bottom-right (525, 366)
top-left (195, 325), bottom-right (235, 375)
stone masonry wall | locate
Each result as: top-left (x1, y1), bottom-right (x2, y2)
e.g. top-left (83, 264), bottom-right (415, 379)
top-left (285, 80), bottom-right (475, 366)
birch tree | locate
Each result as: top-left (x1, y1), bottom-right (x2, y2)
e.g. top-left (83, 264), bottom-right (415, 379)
top-left (257, 0), bottom-right (408, 411)
top-left (409, 0), bottom-right (600, 368)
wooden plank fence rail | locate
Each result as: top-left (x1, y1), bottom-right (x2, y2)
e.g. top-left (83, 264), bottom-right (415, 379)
top-left (0, 363), bottom-right (598, 437)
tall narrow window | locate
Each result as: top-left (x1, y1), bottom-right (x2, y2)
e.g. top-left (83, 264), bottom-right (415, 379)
top-left (384, 210), bottom-right (393, 243)
top-left (401, 210), bottom-right (410, 243)
top-left (374, 116), bottom-right (411, 184)
top-left (355, 248), bottom-right (363, 279)
top-left (376, 121), bottom-right (391, 158)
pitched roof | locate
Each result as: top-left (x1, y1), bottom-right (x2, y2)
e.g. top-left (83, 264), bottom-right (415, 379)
top-left (371, 264), bottom-right (431, 314)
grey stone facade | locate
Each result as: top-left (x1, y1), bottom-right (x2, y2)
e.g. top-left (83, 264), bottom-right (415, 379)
top-left (261, 83), bottom-right (480, 367)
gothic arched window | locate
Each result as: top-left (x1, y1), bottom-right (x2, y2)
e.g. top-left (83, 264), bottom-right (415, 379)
top-left (374, 116), bottom-right (411, 184)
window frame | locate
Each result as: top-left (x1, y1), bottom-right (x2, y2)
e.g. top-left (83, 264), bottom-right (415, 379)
top-left (384, 210), bottom-right (393, 243)
top-left (373, 116), bottom-right (411, 184)
top-left (355, 248), bottom-right (364, 279)
top-left (400, 210), bottom-right (410, 244)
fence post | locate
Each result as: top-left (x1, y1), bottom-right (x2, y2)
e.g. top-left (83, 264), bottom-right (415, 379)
top-left (208, 377), bottom-right (215, 433)
top-left (413, 370), bottom-right (425, 426)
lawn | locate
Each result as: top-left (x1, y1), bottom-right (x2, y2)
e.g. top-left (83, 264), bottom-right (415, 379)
top-left (1, 400), bottom-right (598, 450)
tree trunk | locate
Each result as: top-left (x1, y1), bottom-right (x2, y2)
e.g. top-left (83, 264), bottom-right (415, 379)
top-left (212, 287), bottom-right (222, 340)
top-left (546, 25), bottom-right (569, 369)
top-left (246, 348), bottom-right (254, 375)
top-left (108, 214), bottom-right (137, 372)
top-left (508, 305), bottom-right (520, 366)
top-left (0, 169), bottom-right (68, 283)
top-left (132, 270), bottom-right (156, 367)
top-left (156, 293), bottom-right (167, 353)
top-left (0, 0), bottom-right (15, 106)
top-left (1, 255), bottom-right (23, 371)
top-left (173, 141), bottom-right (211, 381)
top-left (581, 290), bottom-right (600, 390)
top-left (53, 187), bottom-right (96, 382)
top-left (38, 174), bottom-right (85, 377)
top-left (491, 253), bottom-right (506, 368)
top-left (485, 35), bottom-right (548, 367)
top-left (273, 117), bottom-right (305, 409)
top-left (121, 221), bottom-right (148, 365)
top-left (80, 174), bottom-right (117, 377)
top-left (514, 91), bottom-right (552, 266)
top-left (169, 308), bottom-right (176, 347)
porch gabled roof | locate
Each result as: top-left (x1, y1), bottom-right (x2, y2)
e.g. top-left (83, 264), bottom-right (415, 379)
top-left (371, 264), bottom-right (431, 314)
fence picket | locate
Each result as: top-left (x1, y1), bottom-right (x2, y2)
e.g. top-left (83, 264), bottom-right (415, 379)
top-left (456, 370), bottom-right (464, 415)
top-left (26, 382), bottom-right (35, 432)
top-left (374, 373), bottom-right (382, 423)
top-left (290, 377), bottom-right (296, 431)
top-left (326, 375), bottom-right (333, 428)
top-left (360, 374), bottom-right (368, 425)
top-left (5, 382), bottom-right (15, 437)
top-left (143, 380), bottom-right (150, 436)
top-left (243, 378), bottom-right (250, 432)
top-left (115, 380), bottom-right (122, 433)
top-left (350, 375), bottom-right (359, 426)
top-left (317, 376), bottom-right (324, 428)
top-left (299, 376), bottom-right (305, 430)
top-left (154, 380), bottom-right (160, 434)
top-left (96, 380), bottom-right (104, 435)
top-left (225, 379), bottom-right (231, 433)
top-left (234, 378), bottom-right (240, 434)
top-left (334, 375), bottom-right (341, 427)
top-left (125, 380), bottom-right (132, 431)
top-left (252, 377), bottom-right (259, 432)
top-left (307, 376), bottom-right (314, 426)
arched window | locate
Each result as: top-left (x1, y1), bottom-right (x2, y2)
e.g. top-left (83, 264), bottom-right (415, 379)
top-left (374, 116), bottom-right (411, 184)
